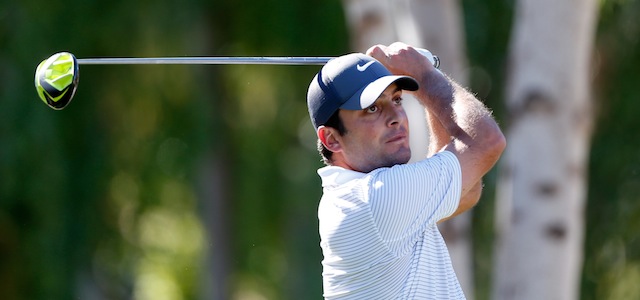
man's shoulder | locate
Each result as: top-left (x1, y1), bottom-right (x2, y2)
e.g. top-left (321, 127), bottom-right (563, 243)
top-left (413, 150), bottom-right (459, 166)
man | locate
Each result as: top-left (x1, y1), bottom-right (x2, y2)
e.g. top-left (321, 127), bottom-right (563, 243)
top-left (306, 42), bottom-right (506, 299)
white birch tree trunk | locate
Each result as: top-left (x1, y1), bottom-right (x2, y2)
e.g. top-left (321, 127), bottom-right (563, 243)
top-left (493, 0), bottom-right (598, 299)
top-left (341, 0), bottom-right (474, 298)
top-left (341, 0), bottom-right (399, 51)
top-left (401, 2), bottom-right (474, 299)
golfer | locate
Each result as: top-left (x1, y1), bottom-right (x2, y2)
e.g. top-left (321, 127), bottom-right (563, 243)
top-left (306, 42), bottom-right (506, 299)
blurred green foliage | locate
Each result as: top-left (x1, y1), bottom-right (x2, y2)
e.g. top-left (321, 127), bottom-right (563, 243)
top-left (1, 0), bottom-right (639, 299)
top-left (2, 0), bottom-right (346, 299)
top-left (584, 1), bottom-right (640, 299)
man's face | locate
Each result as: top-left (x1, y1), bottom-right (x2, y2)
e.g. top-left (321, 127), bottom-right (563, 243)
top-left (337, 83), bottom-right (411, 173)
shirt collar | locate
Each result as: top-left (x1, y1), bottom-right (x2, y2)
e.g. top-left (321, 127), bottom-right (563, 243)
top-left (317, 166), bottom-right (367, 188)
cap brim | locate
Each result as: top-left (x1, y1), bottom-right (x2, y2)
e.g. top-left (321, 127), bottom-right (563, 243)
top-left (340, 75), bottom-right (419, 110)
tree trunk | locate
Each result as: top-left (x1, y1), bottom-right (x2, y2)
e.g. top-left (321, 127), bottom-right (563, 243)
top-left (341, 0), bottom-right (399, 51)
top-left (341, 0), bottom-right (474, 298)
top-left (198, 154), bottom-right (231, 300)
top-left (403, 1), bottom-right (474, 298)
top-left (493, 0), bottom-right (598, 299)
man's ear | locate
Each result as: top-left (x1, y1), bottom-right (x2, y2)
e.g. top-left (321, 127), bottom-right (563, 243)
top-left (317, 126), bottom-right (342, 153)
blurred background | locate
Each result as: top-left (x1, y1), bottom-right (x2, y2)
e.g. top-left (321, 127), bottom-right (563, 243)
top-left (1, 0), bottom-right (639, 299)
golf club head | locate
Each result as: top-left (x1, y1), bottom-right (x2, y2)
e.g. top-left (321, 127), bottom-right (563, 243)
top-left (35, 52), bottom-right (79, 110)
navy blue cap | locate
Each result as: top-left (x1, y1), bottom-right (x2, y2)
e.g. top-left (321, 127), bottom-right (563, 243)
top-left (307, 53), bottom-right (419, 130)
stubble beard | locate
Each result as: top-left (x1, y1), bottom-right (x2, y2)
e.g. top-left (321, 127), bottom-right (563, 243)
top-left (360, 146), bottom-right (412, 173)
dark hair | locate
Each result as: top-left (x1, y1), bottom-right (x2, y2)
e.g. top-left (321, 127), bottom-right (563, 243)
top-left (318, 110), bottom-right (347, 165)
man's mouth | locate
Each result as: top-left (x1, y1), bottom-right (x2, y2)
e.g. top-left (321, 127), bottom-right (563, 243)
top-left (387, 132), bottom-right (408, 143)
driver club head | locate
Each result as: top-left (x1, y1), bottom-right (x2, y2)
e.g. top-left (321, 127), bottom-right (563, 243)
top-left (35, 52), bottom-right (79, 110)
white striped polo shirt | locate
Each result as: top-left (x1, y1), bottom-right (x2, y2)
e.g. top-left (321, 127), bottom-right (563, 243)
top-left (317, 151), bottom-right (464, 299)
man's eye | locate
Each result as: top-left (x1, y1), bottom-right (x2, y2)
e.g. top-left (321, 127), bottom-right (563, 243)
top-left (393, 97), bottom-right (403, 105)
top-left (366, 105), bottom-right (378, 113)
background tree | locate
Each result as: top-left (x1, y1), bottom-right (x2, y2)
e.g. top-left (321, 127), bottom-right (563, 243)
top-left (493, 0), bottom-right (599, 299)
top-left (403, 1), bottom-right (475, 298)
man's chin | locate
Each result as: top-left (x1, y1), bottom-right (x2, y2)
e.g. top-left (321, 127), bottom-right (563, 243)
top-left (400, 145), bottom-right (412, 159)
top-left (390, 148), bottom-right (412, 165)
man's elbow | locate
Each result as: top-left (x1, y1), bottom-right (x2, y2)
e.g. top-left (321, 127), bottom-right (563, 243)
top-left (485, 127), bottom-right (506, 166)
top-left (463, 181), bottom-right (483, 210)
top-left (443, 181), bottom-right (483, 223)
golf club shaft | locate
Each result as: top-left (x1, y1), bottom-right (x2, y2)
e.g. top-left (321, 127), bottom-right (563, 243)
top-left (77, 56), bottom-right (334, 65)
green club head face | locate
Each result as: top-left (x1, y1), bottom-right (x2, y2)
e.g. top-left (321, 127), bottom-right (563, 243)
top-left (35, 52), bottom-right (79, 110)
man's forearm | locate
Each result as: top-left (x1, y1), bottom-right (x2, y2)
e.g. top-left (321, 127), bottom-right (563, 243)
top-left (415, 70), bottom-right (456, 156)
top-left (425, 107), bottom-right (449, 157)
top-left (416, 69), bottom-right (504, 198)
top-left (417, 71), bottom-right (498, 149)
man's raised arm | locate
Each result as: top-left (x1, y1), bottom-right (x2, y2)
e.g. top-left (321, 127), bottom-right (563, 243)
top-left (368, 42), bottom-right (506, 216)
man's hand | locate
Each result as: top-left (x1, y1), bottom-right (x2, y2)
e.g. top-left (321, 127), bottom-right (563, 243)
top-left (366, 42), bottom-right (438, 83)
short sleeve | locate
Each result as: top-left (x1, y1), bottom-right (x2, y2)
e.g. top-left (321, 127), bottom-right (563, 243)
top-left (368, 151), bottom-right (461, 255)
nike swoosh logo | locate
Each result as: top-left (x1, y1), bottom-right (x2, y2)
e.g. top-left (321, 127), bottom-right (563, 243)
top-left (356, 61), bottom-right (375, 72)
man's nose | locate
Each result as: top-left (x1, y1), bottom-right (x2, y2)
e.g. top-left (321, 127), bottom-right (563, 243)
top-left (388, 105), bottom-right (407, 127)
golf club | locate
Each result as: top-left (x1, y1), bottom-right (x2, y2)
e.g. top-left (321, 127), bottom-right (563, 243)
top-left (34, 50), bottom-right (440, 110)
